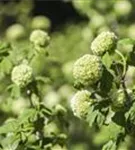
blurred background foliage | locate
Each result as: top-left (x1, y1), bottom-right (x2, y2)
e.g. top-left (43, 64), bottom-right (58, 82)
top-left (0, 0), bottom-right (135, 149)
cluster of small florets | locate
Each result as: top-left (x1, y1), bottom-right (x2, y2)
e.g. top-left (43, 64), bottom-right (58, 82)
top-left (73, 54), bottom-right (103, 87)
top-left (11, 63), bottom-right (33, 88)
top-left (111, 89), bottom-right (132, 112)
top-left (91, 31), bottom-right (118, 56)
top-left (70, 90), bottom-right (92, 119)
top-left (71, 31), bottom-right (119, 120)
top-left (30, 29), bottom-right (50, 47)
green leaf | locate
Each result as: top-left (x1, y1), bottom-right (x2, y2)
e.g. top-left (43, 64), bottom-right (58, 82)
top-left (87, 100), bottom-right (108, 127)
top-left (125, 102), bottom-right (135, 124)
top-left (18, 108), bottom-right (37, 124)
top-left (102, 140), bottom-right (117, 150)
top-left (86, 106), bottom-right (95, 127)
top-left (127, 48), bottom-right (135, 66)
top-left (0, 42), bottom-right (11, 62)
top-left (35, 76), bottom-right (51, 84)
top-left (0, 57), bottom-right (13, 74)
top-left (10, 84), bottom-right (21, 99)
top-left (100, 68), bottom-right (114, 96)
top-left (111, 62), bottom-right (124, 77)
top-left (112, 112), bottom-right (126, 127)
top-left (31, 93), bottom-right (40, 107)
top-left (1, 134), bottom-right (20, 150)
top-left (118, 38), bottom-right (135, 45)
top-left (87, 106), bottom-right (105, 127)
top-left (41, 105), bottom-right (52, 116)
top-left (96, 112), bottom-right (105, 128)
top-left (0, 119), bottom-right (19, 134)
top-left (102, 52), bottom-right (113, 69)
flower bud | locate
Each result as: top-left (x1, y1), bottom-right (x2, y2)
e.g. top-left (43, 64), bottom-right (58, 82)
top-left (73, 54), bottom-right (103, 87)
top-left (31, 15), bottom-right (51, 30)
top-left (70, 90), bottom-right (92, 119)
top-left (29, 29), bottom-right (50, 47)
top-left (6, 24), bottom-right (25, 41)
top-left (91, 31), bottom-right (117, 56)
top-left (72, 0), bottom-right (91, 16)
top-left (11, 63), bottom-right (33, 88)
top-left (111, 90), bottom-right (126, 112)
top-left (114, 0), bottom-right (132, 17)
top-left (44, 122), bottom-right (60, 137)
top-left (44, 90), bottom-right (60, 108)
top-left (90, 14), bottom-right (106, 29)
top-left (111, 89), bottom-right (132, 112)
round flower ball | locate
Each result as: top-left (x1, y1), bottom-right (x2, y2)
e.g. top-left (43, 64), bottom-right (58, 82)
top-left (6, 24), bottom-right (25, 41)
top-left (31, 15), bottom-right (51, 30)
top-left (72, 0), bottom-right (91, 16)
top-left (91, 31), bottom-right (117, 56)
top-left (11, 63), bottom-right (33, 88)
top-left (111, 89), bottom-right (132, 112)
top-left (90, 14), bottom-right (106, 29)
top-left (30, 29), bottom-right (50, 47)
top-left (70, 90), bottom-right (92, 119)
top-left (114, 0), bottom-right (132, 17)
top-left (73, 54), bottom-right (103, 87)
top-left (43, 122), bottom-right (60, 137)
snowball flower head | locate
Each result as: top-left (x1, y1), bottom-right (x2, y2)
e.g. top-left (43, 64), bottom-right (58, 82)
top-left (30, 29), bottom-right (50, 47)
top-left (6, 24), bottom-right (25, 40)
top-left (91, 31), bottom-right (117, 56)
top-left (73, 54), bottom-right (103, 87)
top-left (114, 0), bottom-right (132, 16)
top-left (31, 15), bottom-right (51, 30)
top-left (11, 63), bottom-right (33, 88)
top-left (72, 0), bottom-right (91, 16)
top-left (71, 90), bottom-right (92, 119)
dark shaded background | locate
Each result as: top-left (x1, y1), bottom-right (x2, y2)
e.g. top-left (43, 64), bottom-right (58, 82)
top-left (33, 0), bottom-right (86, 31)
top-left (33, 0), bottom-right (84, 30)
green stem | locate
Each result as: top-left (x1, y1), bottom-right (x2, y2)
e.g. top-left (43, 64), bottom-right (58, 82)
top-left (115, 50), bottom-right (130, 99)
top-left (115, 49), bottom-right (126, 78)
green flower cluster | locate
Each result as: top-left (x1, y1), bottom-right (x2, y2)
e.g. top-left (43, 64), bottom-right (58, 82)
top-left (6, 24), bottom-right (25, 41)
top-left (11, 63), bottom-right (33, 88)
top-left (114, 0), bottom-right (132, 17)
top-left (31, 15), bottom-right (51, 30)
top-left (30, 29), bottom-right (50, 47)
top-left (91, 31), bottom-right (117, 56)
top-left (112, 89), bottom-right (132, 112)
top-left (73, 54), bottom-right (103, 87)
top-left (71, 90), bottom-right (92, 119)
